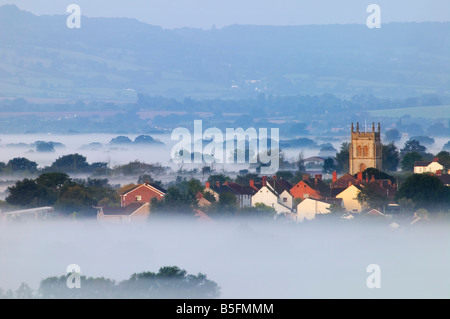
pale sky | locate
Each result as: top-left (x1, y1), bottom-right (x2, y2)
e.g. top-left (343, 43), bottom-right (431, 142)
top-left (1, 0), bottom-right (449, 29)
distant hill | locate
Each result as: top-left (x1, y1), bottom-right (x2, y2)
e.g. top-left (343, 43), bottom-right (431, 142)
top-left (0, 4), bottom-right (449, 100)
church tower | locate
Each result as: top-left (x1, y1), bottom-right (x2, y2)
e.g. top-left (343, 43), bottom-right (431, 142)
top-left (349, 122), bottom-right (382, 175)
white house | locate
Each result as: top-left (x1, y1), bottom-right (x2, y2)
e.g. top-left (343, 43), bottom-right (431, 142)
top-left (96, 202), bottom-right (150, 223)
top-left (296, 198), bottom-right (331, 222)
top-left (414, 158), bottom-right (444, 174)
top-left (335, 184), bottom-right (363, 213)
top-left (251, 184), bottom-right (293, 215)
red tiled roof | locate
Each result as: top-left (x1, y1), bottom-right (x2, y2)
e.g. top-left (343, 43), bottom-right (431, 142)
top-left (121, 183), bottom-right (166, 196)
top-left (330, 173), bottom-right (359, 189)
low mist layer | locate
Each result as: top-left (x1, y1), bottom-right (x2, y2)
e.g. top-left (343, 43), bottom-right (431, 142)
top-left (0, 219), bottom-right (448, 298)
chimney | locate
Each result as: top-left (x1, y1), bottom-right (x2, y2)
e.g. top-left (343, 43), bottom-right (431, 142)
top-left (273, 175), bottom-right (277, 180)
top-left (365, 175), bottom-right (369, 183)
top-left (433, 157), bottom-right (439, 162)
top-left (205, 181), bottom-right (210, 189)
top-left (303, 174), bottom-right (310, 181)
top-left (388, 180), bottom-right (392, 185)
top-left (357, 171), bottom-right (363, 182)
top-left (332, 171), bottom-right (337, 182)
top-left (262, 176), bottom-right (267, 187)
top-left (348, 181), bottom-right (352, 187)
top-left (370, 175), bottom-right (376, 182)
top-left (315, 174), bottom-right (322, 181)
top-left (216, 181), bottom-right (220, 187)
top-left (249, 179), bottom-right (255, 188)
top-left (223, 181), bottom-right (229, 186)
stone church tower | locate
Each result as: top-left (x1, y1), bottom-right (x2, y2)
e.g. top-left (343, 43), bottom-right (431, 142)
top-left (349, 122), bottom-right (382, 175)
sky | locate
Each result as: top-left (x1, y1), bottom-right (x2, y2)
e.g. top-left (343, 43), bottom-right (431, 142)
top-left (1, 0), bottom-right (449, 29)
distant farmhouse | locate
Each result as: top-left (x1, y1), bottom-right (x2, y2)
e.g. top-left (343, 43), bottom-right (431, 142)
top-left (97, 182), bottom-right (166, 223)
top-left (414, 158), bottom-right (444, 174)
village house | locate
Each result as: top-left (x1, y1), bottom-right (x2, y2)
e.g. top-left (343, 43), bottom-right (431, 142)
top-left (204, 181), bottom-right (256, 208)
top-left (295, 198), bottom-right (333, 222)
top-left (414, 158), bottom-right (444, 174)
top-left (97, 202), bottom-right (150, 223)
top-left (334, 171), bottom-right (397, 213)
top-left (251, 176), bottom-right (293, 215)
top-left (195, 192), bottom-right (211, 207)
top-left (335, 184), bottom-right (364, 213)
top-left (120, 182), bottom-right (166, 207)
top-left (290, 174), bottom-right (331, 200)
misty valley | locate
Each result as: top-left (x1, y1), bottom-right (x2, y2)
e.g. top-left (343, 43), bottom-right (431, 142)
top-left (0, 3), bottom-right (449, 301)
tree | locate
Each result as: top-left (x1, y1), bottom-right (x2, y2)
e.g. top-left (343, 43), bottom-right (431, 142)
top-left (442, 141), bottom-right (450, 152)
top-left (207, 174), bottom-right (230, 186)
top-left (109, 136), bottom-right (133, 144)
top-left (150, 186), bottom-right (196, 214)
top-left (82, 178), bottom-right (120, 207)
top-left (119, 266), bottom-right (220, 299)
top-left (400, 140), bottom-right (426, 157)
top-left (356, 168), bottom-right (395, 183)
top-left (384, 128), bottom-right (401, 142)
top-left (275, 171), bottom-right (294, 182)
top-left (382, 143), bottom-right (400, 172)
top-left (35, 172), bottom-right (70, 189)
top-left (396, 174), bottom-right (450, 210)
top-left (6, 178), bottom-right (55, 207)
top-left (55, 184), bottom-right (96, 215)
top-left (38, 266), bottom-right (220, 299)
top-left (357, 183), bottom-right (388, 210)
top-left (15, 283), bottom-right (34, 299)
top-left (50, 154), bottom-right (89, 173)
top-left (234, 173), bottom-right (259, 185)
top-left (335, 142), bottom-right (349, 173)
top-left (427, 122), bottom-right (448, 137)
top-left (137, 174), bottom-right (162, 186)
top-left (217, 192), bottom-right (238, 211)
top-left (118, 183), bottom-right (137, 195)
top-left (322, 158), bottom-right (336, 174)
top-left (134, 135), bottom-right (162, 145)
top-left (435, 151), bottom-right (450, 171)
top-left (7, 157), bottom-right (38, 172)
top-left (296, 151), bottom-right (306, 172)
top-left (186, 178), bottom-right (203, 197)
top-left (36, 142), bottom-right (55, 152)
top-left (409, 136), bottom-right (435, 146)
top-left (401, 152), bottom-right (423, 172)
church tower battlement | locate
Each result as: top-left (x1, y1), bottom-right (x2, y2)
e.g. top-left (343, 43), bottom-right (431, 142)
top-left (349, 122), bottom-right (382, 175)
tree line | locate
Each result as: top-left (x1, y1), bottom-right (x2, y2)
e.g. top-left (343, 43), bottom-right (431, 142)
top-left (0, 266), bottom-right (220, 299)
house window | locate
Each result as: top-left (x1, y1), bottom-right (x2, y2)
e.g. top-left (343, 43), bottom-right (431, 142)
top-left (357, 146), bottom-right (362, 157)
top-left (135, 195), bottom-right (142, 201)
top-left (272, 203), bottom-right (274, 208)
top-left (283, 198), bottom-right (287, 202)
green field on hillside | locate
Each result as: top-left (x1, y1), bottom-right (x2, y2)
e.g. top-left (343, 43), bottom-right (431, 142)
top-left (369, 105), bottom-right (450, 119)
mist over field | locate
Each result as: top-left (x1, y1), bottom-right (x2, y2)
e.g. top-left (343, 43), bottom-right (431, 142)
top-left (0, 1), bottom-right (449, 302)
top-left (0, 134), bottom-right (448, 169)
top-left (0, 219), bottom-right (448, 298)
